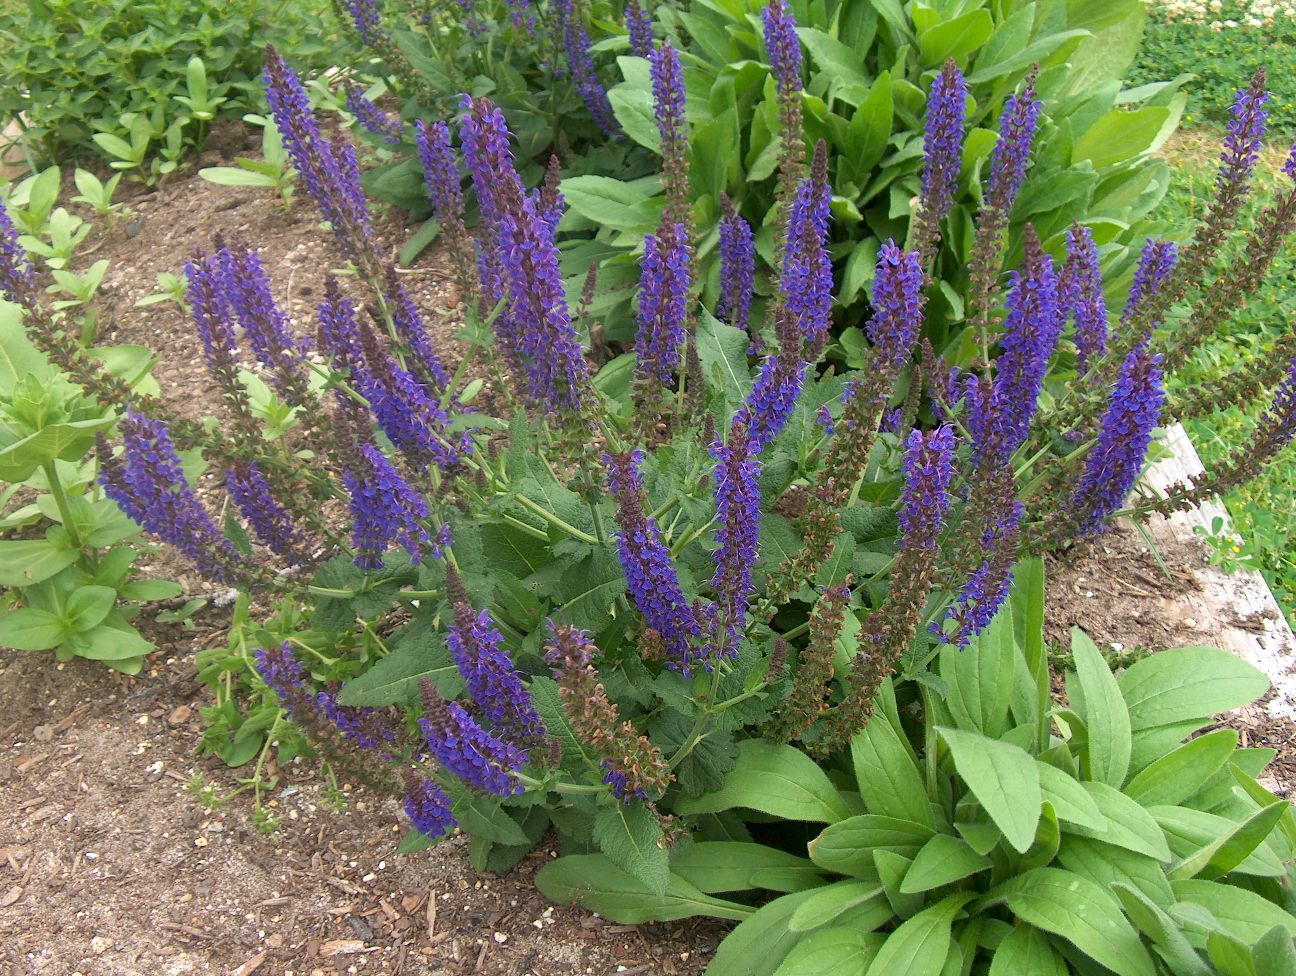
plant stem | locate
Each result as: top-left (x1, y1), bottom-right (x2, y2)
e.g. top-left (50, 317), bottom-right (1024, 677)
top-left (43, 461), bottom-right (83, 550)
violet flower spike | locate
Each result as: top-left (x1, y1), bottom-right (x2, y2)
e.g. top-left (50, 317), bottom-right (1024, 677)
top-left (985, 80), bottom-right (1043, 215)
top-left (1120, 238), bottom-right (1178, 332)
top-left (1061, 224), bottom-right (1107, 372)
top-left (217, 241), bottom-right (305, 390)
top-left (761, 0), bottom-right (802, 97)
top-left (414, 120), bottom-right (465, 235)
top-left (717, 193), bottom-right (755, 330)
top-left (185, 251), bottom-right (238, 377)
top-left (345, 0), bottom-right (385, 45)
top-left (0, 201), bottom-right (37, 310)
top-left (554, 0), bottom-right (621, 138)
top-left (316, 690), bottom-right (397, 751)
top-left (626, 0), bottom-right (653, 56)
top-left (1218, 71), bottom-right (1270, 203)
top-left (403, 772), bottom-right (457, 840)
top-left (606, 451), bottom-right (703, 669)
top-left (225, 461), bottom-right (311, 564)
top-left (917, 60), bottom-right (967, 253)
top-left (741, 305), bottom-right (811, 452)
top-left (419, 680), bottom-right (526, 796)
top-left (254, 642), bottom-right (308, 706)
top-left (651, 40), bottom-right (689, 215)
top-left (1069, 342), bottom-right (1165, 535)
top-left (447, 606), bottom-right (547, 744)
top-left (779, 147), bottom-right (833, 353)
top-left (344, 84), bottom-right (403, 144)
top-left (342, 442), bottom-right (431, 569)
top-left (898, 425), bottom-right (957, 549)
top-left (706, 421), bottom-right (761, 661)
top-left (384, 267), bottom-right (452, 390)
top-left (634, 221), bottom-right (692, 385)
top-left (865, 240), bottom-right (924, 375)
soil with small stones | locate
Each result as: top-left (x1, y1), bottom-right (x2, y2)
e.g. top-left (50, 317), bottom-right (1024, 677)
top-left (4, 137), bottom-right (1294, 973)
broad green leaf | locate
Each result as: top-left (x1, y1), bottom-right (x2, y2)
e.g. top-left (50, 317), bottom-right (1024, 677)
top-left (862, 893), bottom-right (973, 976)
top-left (966, 29), bottom-right (1092, 84)
top-left (1062, 782), bottom-right (1172, 861)
top-left (117, 579), bottom-right (183, 601)
top-left (987, 923), bottom-right (1068, 976)
top-left (0, 416), bottom-right (117, 482)
top-left (63, 623), bottom-right (152, 661)
top-left (979, 867), bottom-right (1156, 976)
top-left (1117, 646), bottom-right (1269, 730)
top-left (1154, 802), bottom-right (1287, 879)
top-left (1123, 729), bottom-right (1238, 807)
top-left (1171, 879), bottom-right (1296, 948)
top-left (1207, 930), bottom-right (1258, 976)
top-left (809, 816), bottom-right (936, 877)
top-left (1036, 761), bottom-right (1105, 831)
top-left (797, 28), bottom-right (870, 88)
top-left (874, 849), bottom-right (924, 918)
top-left (675, 740), bottom-right (851, 823)
top-left (198, 167), bottom-right (280, 187)
top-left (535, 854), bottom-right (753, 923)
top-left (479, 522), bottom-right (554, 578)
top-left (1071, 107), bottom-right (1170, 168)
top-left (918, 9), bottom-right (993, 66)
top-left (695, 311), bottom-right (754, 405)
top-left (558, 175), bottom-right (656, 232)
top-left (748, 867), bottom-right (833, 893)
top-left (338, 626), bottom-right (463, 706)
top-left (1110, 883), bottom-right (1211, 976)
top-left (789, 881), bottom-right (885, 932)
top-left (938, 727), bottom-right (1040, 852)
top-left (0, 536), bottom-right (80, 586)
top-left (1252, 925), bottom-right (1296, 976)
top-left (1130, 719), bottom-right (1212, 773)
top-left (0, 607), bottom-right (69, 649)
top-left (774, 928), bottom-right (885, 976)
top-left (851, 709), bottom-right (933, 827)
top-left (593, 802), bottom-right (669, 897)
top-left (1056, 835), bottom-right (1174, 908)
top-left (708, 885), bottom-right (845, 976)
top-left (900, 834), bottom-right (990, 893)
top-left (671, 842), bottom-right (823, 894)
top-left (0, 301), bottom-right (51, 394)
top-left (64, 584), bottom-right (116, 632)
top-left (608, 88), bottom-right (661, 152)
top-left (444, 784), bottom-right (529, 846)
top-left (942, 599), bottom-right (1014, 738)
top-left (1071, 628), bottom-right (1131, 787)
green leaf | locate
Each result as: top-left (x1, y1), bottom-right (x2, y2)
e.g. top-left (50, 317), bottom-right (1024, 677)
top-left (1109, 883), bottom-right (1210, 975)
top-left (773, 928), bottom-right (886, 976)
top-left (398, 218), bottom-right (440, 267)
top-left (670, 842), bottom-right (824, 894)
top-left (938, 727), bottom-right (1041, 852)
top-left (1123, 729), bottom-right (1238, 807)
top-left (198, 167), bottom-right (280, 187)
top-left (63, 623), bottom-right (152, 661)
top-left (797, 28), bottom-right (870, 88)
top-left (0, 537), bottom-right (80, 586)
top-left (0, 301), bottom-right (52, 393)
top-left (1071, 627), bottom-right (1131, 787)
top-left (862, 893), bottom-right (973, 976)
top-left (548, 548), bottom-right (625, 633)
top-left (535, 854), bottom-right (753, 923)
top-left (1155, 801), bottom-right (1288, 880)
top-left (1117, 646), bottom-right (1269, 731)
top-left (1071, 107), bottom-right (1170, 169)
top-left (445, 784), bottom-right (529, 846)
top-left (64, 584), bottom-right (116, 632)
top-left (874, 849), bottom-right (924, 918)
top-left (808, 816), bottom-right (935, 877)
top-left (695, 311), bottom-right (753, 405)
top-left (479, 522), bottom-right (553, 578)
top-left (0, 416), bottom-right (116, 482)
top-left (593, 802), bottom-right (669, 897)
top-left (118, 579), bottom-right (183, 601)
top-left (1252, 925), bottom-right (1296, 976)
top-left (338, 626), bottom-right (463, 706)
top-left (918, 9), bottom-right (993, 67)
top-left (559, 175), bottom-right (656, 232)
top-left (1171, 879), bottom-right (1296, 948)
top-left (648, 710), bottom-right (737, 797)
top-left (675, 739), bottom-right (851, 823)
top-left (851, 709), bottom-right (933, 827)
top-left (942, 599), bottom-right (1014, 738)
top-left (1056, 835), bottom-right (1174, 909)
top-left (814, 531), bottom-right (855, 586)
top-left (608, 88), bottom-right (661, 152)
top-left (1062, 782), bottom-right (1172, 861)
top-left (986, 924), bottom-right (1068, 976)
top-left (0, 607), bottom-right (70, 649)
top-left (1036, 761), bottom-right (1105, 831)
top-left (1208, 930), bottom-right (1259, 976)
top-left (396, 829), bottom-right (439, 854)
top-left (900, 834), bottom-right (990, 893)
top-left (707, 886), bottom-right (843, 976)
top-left (966, 29), bottom-right (1092, 84)
top-left (979, 867), bottom-right (1156, 976)
top-left (789, 880), bottom-right (885, 932)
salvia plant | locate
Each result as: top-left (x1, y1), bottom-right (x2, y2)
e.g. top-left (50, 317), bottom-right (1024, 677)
top-left (5, 39), bottom-right (1296, 974)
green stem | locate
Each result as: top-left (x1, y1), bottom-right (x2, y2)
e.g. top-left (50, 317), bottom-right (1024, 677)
top-left (514, 493), bottom-right (600, 544)
top-left (514, 772), bottom-right (604, 795)
top-left (664, 711), bottom-right (712, 773)
top-left (43, 461), bottom-right (83, 550)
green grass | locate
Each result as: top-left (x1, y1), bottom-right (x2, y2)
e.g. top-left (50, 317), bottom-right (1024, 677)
top-left (1157, 131), bottom-right (1296, 623)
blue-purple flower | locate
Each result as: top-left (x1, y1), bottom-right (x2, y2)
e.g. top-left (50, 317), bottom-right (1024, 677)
top-left (780, 156), bottom-right (833, 352)
top-left (762, 0), bottom-right (802, 97)
top-left (1070, 342), bottom-right (1165, 534)
top-left (415, 120), bottom-right (465, 236)
top-left (1061, 224), bottom-right (1107, 372)
top-left (447, 606), bottom-right (546, 745)
top-left (986, 78), bottom-right (1042, 215)
top-left (345, 0), bottom-right (385, 45)
top-left (741, 305), bottom-right (810, 452)
top-left (634, 220), bottom-right (691, 384)
top-left (403, 773), bottom-right (457, 840)
top-left (217, 240), bottom-right (307, 392)
top-left (0, 201), bottom-right (37, 309)
top-left (626, 0), bottom-right (653, 56)
top-left (554, 0), bottom-right (621, 138)
top-left (419, 680), bottom-right (525, 795)
top-left (1219, 71), bottom-right (1270, 199)
top-left (706, 420), bottom-right (761, 662)
top-left (185, 250), bottom-right (238, 377)
top-left (255, 642), bottom-right (308, 704)
top-left (717, 193), bottom-right (755, 330)
top-left (866, 241), bottom-right (924, 374)
top-left (898, 425), bottom-right (957, 549)
top-left (342, 441), bottom-right (431, 569)
top-left (918, 60), bottom-right (967, 247)
top-left (225, 462), bottom-right (311, 564)
top-left (345, 84), bottom-right (403, 144)
top-left (1121, 238), bottom-right (1178, 331)
top-left (383, 267), bottom-right (452, 390)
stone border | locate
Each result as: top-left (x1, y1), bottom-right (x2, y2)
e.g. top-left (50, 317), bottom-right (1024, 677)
top-left (1141, 423), bottom-right (1296, 721)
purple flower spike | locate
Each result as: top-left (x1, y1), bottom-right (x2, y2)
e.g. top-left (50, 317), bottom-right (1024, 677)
top-left (447, 607), bottom-right (546, 745)
top-left (403, 773), bottom-right (457, 840)
top-left (345, 84), bottom-right (403, 144)
top-left (317, 277), bottom-right (366, 371)
top-left (185, 250), bottom-right (238, 377)
top-left (1070, 342), bottom-right (1165, 535)
top-left (262, 46), bottom-right (372, 256)
top-left (779, 148), bottom-right (833, 353)
top-left (651, 41), bottom-right (689, 212)
top-left (384, 267), bottom-right (452, 390)
top-left (357, 318), bottom-right (458, 471)
top-left (342, 441), bottom-right (431, 569)
top-left (988, 226), bottom-right (1063, 458)
top-left (1121, 238), bottom-right (1178, 331)
top-left (917, 60), bottom-right (967, 252)
top-left (1219, 70), bottom-right (1270, 199)
top-left (986, 78), bottom-right (1043, 216)
top-left (1284, 140), bottom-right (1296, 179)
top-left (717, 193), bottom-right (755, 330)
top-left (706, 420), bottom-right (761, 662)
top-left (627, 0), bottom-right (653, 56)
top-left (99, 412), bottom-right (239, 583)
top-left (419, 682), bottom-right (526, 795)
top-left (634, 220), bottom-right (692, 384)
top-left (1061, 224), bottom-right (1107, 372)
top-left (0, 202), bottom-right (37, 310)
top-left (606, 451), bottom-right (703, 669)
top-left (317, 690), bottom-right (398, 751)
top-left (345, 0), bottom-right (385, 45)
top-left (218, 240), bottom-right (306, 390)
top-left (742, 305), bottom-right (810, 452)
top-left (866, 241), bottom-right (924, 374)
top-left (226, 462), bottom-right (311, 564)
top-left (762, 0), bottom-right (802, 97)
top-left (255, 642), bottom-right (308, 705)
top-left (415, 120), bottom-right (465, 234)
top-left (898, 425), bottom-right (957, 548)
top-left (554, 0), bottom-right (621, 138)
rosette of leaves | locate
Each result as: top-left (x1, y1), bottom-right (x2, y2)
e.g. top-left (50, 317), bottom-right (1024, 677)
top-left (536, 565), bottom-right (1296, 976)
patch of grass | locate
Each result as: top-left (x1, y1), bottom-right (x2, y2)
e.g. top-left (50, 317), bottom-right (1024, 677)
top-left (1158, 133), bottom-right (1296, 622)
